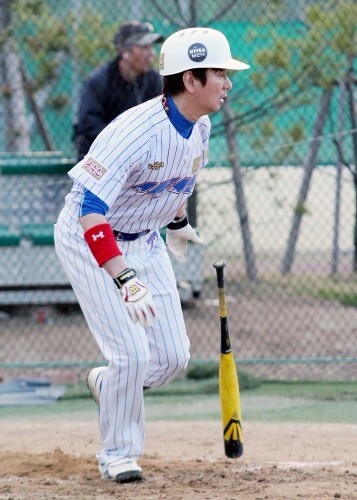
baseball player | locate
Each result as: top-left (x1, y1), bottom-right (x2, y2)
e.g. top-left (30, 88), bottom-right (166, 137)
top-left (54, 27), bottom-right (249, 483)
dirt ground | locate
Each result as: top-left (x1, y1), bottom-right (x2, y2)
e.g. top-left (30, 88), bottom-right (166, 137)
top-left (0, 414), bottom-right (356, 500)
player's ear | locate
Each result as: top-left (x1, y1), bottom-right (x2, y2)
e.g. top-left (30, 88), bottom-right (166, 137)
top-left (182, 71), bottom-right (196, 94)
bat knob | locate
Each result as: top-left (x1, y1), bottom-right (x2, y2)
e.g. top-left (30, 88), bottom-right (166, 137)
top-left (213, 259), bottom-right (226, 269)
top-left (224, 440), bottom-right (243, 459)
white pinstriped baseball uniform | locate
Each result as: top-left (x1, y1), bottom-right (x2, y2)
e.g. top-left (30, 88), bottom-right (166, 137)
top-left (54, 95), bottom-right (210, 465)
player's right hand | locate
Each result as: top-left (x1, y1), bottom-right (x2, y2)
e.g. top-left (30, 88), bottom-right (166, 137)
top-left (114, 268), bottom-right (159, 328)
top-left (166, 224), bottom-right (204, 263)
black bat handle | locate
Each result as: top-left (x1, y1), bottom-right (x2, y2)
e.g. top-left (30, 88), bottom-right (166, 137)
top-left (213, 260), bottom-right (231, 354)
top-left (213, 259), bottom-right (226, 289)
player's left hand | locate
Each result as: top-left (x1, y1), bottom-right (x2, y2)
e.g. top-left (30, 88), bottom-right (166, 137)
top-left (166, 224), bottom-right (204, 263)
top-left (114, 269), bottom-right (159, 328)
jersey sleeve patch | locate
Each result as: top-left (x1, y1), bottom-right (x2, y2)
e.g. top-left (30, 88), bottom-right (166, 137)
top-left (192, 156), bottom-right (200, 174)
top-left (81, 157), bottom-right (108, 181)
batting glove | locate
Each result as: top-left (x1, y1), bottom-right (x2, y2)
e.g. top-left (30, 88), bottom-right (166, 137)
top-left (114, 268), bottom-right (159, 328)
top-left (166, 216), bottom-right (204, 263)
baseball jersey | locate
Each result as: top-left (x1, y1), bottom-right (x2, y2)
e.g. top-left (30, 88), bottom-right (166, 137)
top-left (67, 95), bottom-right (211, 233)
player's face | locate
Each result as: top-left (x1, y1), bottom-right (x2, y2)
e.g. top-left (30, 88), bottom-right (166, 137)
top-left (128, 44), bottom-right (155, 76)
top-left (196, 69), bottom-right (232, 114)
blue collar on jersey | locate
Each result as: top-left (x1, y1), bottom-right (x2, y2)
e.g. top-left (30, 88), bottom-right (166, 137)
top-left (166, 94), bottom-right (195, 139)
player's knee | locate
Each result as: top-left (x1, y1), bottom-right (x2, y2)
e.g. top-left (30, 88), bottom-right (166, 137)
top-left (179, 350), bottom-right (190, 372)
top-left (168, 349), bottom-right (189, 376)
top-left (111, 342), bottom-right (150, 372)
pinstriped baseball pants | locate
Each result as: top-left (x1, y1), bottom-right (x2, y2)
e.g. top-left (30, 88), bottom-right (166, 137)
top-left (55, 212), bottom-right (190, 466)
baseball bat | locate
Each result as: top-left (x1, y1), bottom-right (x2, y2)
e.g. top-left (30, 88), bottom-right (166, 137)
top-left (213, 259), bottom-right (243, 458)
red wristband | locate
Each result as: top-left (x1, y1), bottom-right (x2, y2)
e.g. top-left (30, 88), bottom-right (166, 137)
top-left (84, 223), bottom-right (122, 267)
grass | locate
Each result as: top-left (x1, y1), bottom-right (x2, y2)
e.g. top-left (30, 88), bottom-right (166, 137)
top-left (62, 364), bottom-right (261, 401)
top-left (1, 361), bottom-right (356, 423)
top-left (249, 380), bottom-right (357, 401)
top-left (317, 289), bottom-right (357, 307)
top-left (2, 377), bottom-right (356, 424)
top-left (61, 364), bottom-right (357, 407)
top-left (144, 379), bottom-right (357, 423)
top-left (0, 398), bottom-right (97, 419)
top-left (2, 386), bottom-right (356, 424)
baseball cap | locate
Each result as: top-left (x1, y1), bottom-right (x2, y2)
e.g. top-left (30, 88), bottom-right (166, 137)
top-left (159, 27), bottom-right (249, 75)
top-left (114, 21), bottom-right (164, 49)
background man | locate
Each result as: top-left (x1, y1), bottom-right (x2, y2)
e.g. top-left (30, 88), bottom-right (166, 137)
top-left (74, 21), bottom-right (164, 160)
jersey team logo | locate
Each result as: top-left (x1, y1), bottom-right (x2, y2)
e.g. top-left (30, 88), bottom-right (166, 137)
top-left (82, 157), bottom-right (107, 180)
top-left (148, 161), bottom-right (164, 171)
top-left (132, 174), bottom-right (197, 198)
top-left (147, 231), bottom-right (158, 250)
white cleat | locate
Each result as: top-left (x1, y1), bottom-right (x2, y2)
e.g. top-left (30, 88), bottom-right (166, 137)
top-left (98, 458), bottom-right (143, 483)
top-left (86, 366), bottom-right (106, 404)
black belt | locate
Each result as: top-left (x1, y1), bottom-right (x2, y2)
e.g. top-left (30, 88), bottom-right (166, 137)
top-left (113, 229), bottom-right (150, 241)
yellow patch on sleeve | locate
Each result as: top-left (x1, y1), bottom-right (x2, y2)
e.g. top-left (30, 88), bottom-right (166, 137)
top-left (192, 156), bottom-right (200, 174)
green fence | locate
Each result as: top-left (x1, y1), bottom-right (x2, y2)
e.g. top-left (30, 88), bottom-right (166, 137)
top-left (1, 1), bottom-right (355, 165)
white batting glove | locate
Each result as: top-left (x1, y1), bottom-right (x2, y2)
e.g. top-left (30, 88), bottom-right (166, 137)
top-left (166, 217), bottom-right (204, 263)
top-left (114, 268), bottom-right (159, 328)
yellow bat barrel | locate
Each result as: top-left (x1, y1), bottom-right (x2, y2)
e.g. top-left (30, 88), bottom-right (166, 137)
top-left (214, 259), bottom-right (243, 458)
top-left (219, 352), bottom-right (243, 458)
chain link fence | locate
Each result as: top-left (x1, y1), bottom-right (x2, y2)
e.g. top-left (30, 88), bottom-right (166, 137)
top-left (0, 0), bottom-right (356, 382)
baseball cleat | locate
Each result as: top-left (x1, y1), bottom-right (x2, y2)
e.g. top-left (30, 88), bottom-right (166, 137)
top-left (98, 459), bottom-right (143, 483)
top-left (87, 366), bottom-right (106, 404)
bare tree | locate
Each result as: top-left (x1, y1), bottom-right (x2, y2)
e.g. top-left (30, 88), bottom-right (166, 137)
top-left (343, 55), bottom-right (357, 271)
top-left (222, 96), bottom-right (257, 280)
top-left (245, 0), bottom-right (356, 274)
top-left (281, 89), bottom-right (333, 274)
top-left (0, 0), bottom-right (30, 151)
top-left (331, 81), bottom-right (346, 275)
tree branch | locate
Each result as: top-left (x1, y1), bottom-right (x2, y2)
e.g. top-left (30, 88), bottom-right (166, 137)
top-left (20, 59), bottom-right (54, 151)
top-left (174, 0), bottom-right (190, 26)
top-left (333, 138), bottom-right (352, 173)
top-left (151, 0), bottom-right (185, 28)
top-left (206, 0), bottom-right (236, 26)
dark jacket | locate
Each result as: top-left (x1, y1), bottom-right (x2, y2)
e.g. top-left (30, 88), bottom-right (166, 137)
top-left (74, 56), bottom-right (163, 160)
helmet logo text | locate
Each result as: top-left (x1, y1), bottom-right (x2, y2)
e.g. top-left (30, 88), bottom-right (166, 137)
top-left (188, 43), bottom-right (207, 63)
